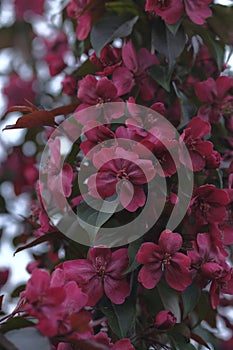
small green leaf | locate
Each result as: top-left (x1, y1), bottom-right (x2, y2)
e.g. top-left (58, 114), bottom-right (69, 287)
top-left (152, 18), bottom-right (186, 67)
top-left (100, 287), bottom-right (137, 339)
top-left (157, 279), bottom-right (181, 322)
top-left (105, 1), bottom-right (141, 17)
top-left (90, 13), bottom-right (138, 57)
top-left (149, 65), bottom-right (173, 92)
top-left (182, 283), bottom-right (201, 319)
top-left (1, 318), bottom-right (34, 334)
top-left (172, 82), bottom-right (197, 126)
top-left (169, 324), bottom-right (193, 350)
top-left (4, 328), bottom-right (50, 350)
top-left (74, 59), bottom-right (97, 77)
top-left (77, 195), bottom-right (120, 243)
top-left (166, 18), bottom-right (183, 35)
top-left (208, 4), bottom-right (233, 45)
top-left (124, 237), bottom-right (143, 274)
top-left (184, 21), bottom-right (225, 71)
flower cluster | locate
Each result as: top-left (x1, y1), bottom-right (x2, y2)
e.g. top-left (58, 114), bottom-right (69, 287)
top-left (1, 1), bottom-right (233, 350)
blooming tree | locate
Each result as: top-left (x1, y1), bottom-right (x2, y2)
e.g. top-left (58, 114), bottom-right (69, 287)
top-left (0, 1), bottom-right (233, 350)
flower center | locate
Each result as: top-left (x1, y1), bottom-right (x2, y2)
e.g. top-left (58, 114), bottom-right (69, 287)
top-left (117, 168), bottom-right (129, 180)
top-left (157, 0), bottom-right (169, 9)
top-left (162, 253), bottom-right (172, 271)
top-left (187, 138), bottom-right (197, 151)
top-left (94, 256), bottom-right (106, 278)
top-left (221, 100), bottom-right (233, 117)
top-left (199, 201), bottom-right (210, 213)
top-left (97, 97), bottom-right (111, 104)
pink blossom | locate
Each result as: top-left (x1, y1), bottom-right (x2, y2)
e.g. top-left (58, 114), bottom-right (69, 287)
top-left (194, 76), bottom-right (233, 123)
top-left (21, 269), bottom-right (90, 337)
top-left (190, 184), bottom-right (230, 225)
top-left (92, 332), bottom-right (135, 350)
top-left (145, 0), bottom-right (212, 25)
top-left (45, 53), bottom-right (66, 77)
top-left (62, 76), bottom-right (77, 96)
top-left (42, 138), bottom-right (73, 210)
top-left (184, 0), bottom-right (212, 25)
top-left (61, 247), bottom-right (130, 305)
top-left (14, 0), bottom-right (45, 20)
top-left (205, 150), bottom-right (221, 169)
top-left (76, 75), bottom-right (124, 123)
top-left (88, 146), bottom-right (156, 212)
top-left (66, 0), bottom-right (103, 40)
top-left (154, 310), bottom-right (176, 330)
top-left (80, 121), bottom-right (115, 157)
top-left (3, 74), bottom-right (35, 109)
top-left (90, 46), bottom-right (122, 76)
top-left (0, 268), bottom-right (9, 289)
top-left (112, 41), bottom-right (159, 101)
top-left (1, 148), bottom-right (38, 195)
top-left (136, 230), bottom-right (192, 291)
top-left (180, 116), bottom-right (213, 171)
top-left (145, 0), bottom-right (184, 25)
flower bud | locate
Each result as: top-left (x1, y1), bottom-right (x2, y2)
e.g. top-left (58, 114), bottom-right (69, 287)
top-left (154, 310), bottom-right (176, 330)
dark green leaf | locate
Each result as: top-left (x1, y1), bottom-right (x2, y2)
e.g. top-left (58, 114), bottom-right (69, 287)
top-left (100, 288), bottom-right (137, 338)
top-left (149, 65), bottom-right (173, 92)
top-left (90, 13), bottom-right (138, 57)
top-left (157, 280), bottom-right (181, 322)
top-left (184, 22), bottom-right (225, 71)
top-left (143, 287), bottom-right (164, 316)
top-left (0, 318), bottom-right (34, 334)
top-left (182, 283), bottom-right (201, 319)
top-left (4, 328), bottom-right (50, 350)
top-left (105, 1), bottom-right (141, 17)
top-left (196, 292), bottom-right (217, 328)
top-left (152, 17), bottom-right (186, 67)
top-left (208, 4), bottom-right (233, 45)
top-left (11, 285), bottom-right (26, 298)
top-left (74, 59), bottom-right (97, 77)
top-left (13, 232), bottom-right (61, 255)
top-left (166, 18), bottom-right (183, 35)
top-left (124, 238), bottom-right (142, 274)
top-left (77, 195), bottom-right (119, 243)
top-left (169, 325), bottom-right (193, 350)
top-left (172, 83), bottom-right (197, 126)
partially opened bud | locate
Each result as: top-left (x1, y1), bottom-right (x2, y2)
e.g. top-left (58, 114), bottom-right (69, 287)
top-left (154, 310), bottom-right (176, 330)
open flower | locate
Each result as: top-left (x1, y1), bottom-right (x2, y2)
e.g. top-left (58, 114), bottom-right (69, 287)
top-left (112, 41), bottom-right (159, 100)
top-left (145, 0), bottom-right (212, 25)
top-left (88, 146), bottom-right (156, 212)
top-left (20, 269), bottom-right (89, 337)
top-left (76, 75), bottom-right (124, 123)
top-left (190, 184), bottom-right (230, 225)
top-left (194, 76), bottom-right (233, 123)
top-left (180, 116), bottom-right (213, 171)
top-left (61, 247), bottom-right (130, 305)
top-left (136, 230), bottom-right (192, 291)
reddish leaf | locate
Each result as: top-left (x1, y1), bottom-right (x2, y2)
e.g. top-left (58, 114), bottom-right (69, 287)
top-left (3, 101), bottom-right (80, 130)
top-left (13, 232), bottom-right (63, 255)
top-left (69, 311), bottom-right (90, 334)
top-left (52, 101), bottom-right (80, 117)
top-left (191, 332), bottom-right (211, 349)
top-left (2, 106), bottom-right (36, 120)
top-left (3, 110), bottom-right (55, 129)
